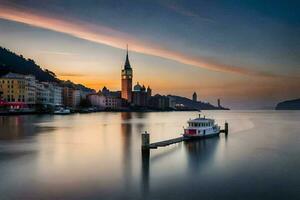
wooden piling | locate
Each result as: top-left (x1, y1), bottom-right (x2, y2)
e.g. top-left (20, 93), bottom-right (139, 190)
top-left (141, 131), bottom-right (150, 150)
top-left (225, 122), bottom-right (228, 135)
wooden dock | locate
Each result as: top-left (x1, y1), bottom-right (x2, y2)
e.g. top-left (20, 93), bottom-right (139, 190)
top-left (148, 137), bottom-right (188, 149)
top-left (141, 122), bottom-right (228, 150)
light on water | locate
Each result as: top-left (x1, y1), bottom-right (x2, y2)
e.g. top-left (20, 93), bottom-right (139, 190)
top-left (0, 111), bottom-right (299, 199)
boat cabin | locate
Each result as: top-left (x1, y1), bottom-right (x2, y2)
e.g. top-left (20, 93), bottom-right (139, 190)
top-left (187, 118), bottom-right (215, 128)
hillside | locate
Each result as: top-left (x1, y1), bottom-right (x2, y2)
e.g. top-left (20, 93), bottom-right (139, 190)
top-left (168, 95), bottom-right (229, 110)
top-left (275, 98), bottom-right (300, 110)
top-left (0, 47), bottom-right (94, 92)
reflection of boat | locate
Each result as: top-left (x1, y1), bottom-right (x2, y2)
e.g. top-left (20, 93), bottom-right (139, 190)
top-left (183, 115), bottom-right (220, 138)
top-left (54, 108), bottom-right (71, 115)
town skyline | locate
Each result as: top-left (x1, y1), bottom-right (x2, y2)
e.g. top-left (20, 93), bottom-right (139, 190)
top-left (0, 0), bottom-right (299, 109)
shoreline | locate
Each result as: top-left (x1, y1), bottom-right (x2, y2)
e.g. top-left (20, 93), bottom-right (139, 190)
top-left (0, 108), bottom-right (230, 116)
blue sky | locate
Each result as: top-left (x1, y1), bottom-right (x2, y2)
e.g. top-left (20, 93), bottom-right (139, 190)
top-left (0, 0), bottom-right (299, 109)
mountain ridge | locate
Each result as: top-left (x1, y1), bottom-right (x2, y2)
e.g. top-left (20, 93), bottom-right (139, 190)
top-left (0, 46), bottom-right (94, 92)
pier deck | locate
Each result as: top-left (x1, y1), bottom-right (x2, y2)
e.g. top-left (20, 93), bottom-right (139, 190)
top-left (149, 136), bottom-right (188, 149)
top-left (142, 122), bottom-right (228, 150)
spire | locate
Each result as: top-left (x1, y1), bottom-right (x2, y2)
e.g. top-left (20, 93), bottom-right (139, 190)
top-left (124, 44), bottom-right (131, 69)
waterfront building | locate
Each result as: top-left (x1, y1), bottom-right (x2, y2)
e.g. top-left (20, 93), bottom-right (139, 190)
top-left (79, 90), bottom-right (92, 100)
top-left (36, 82), bottom-right (50, 105)
top-left (168, 96), bottom-right (176, 109)
top-left (63, 87), bottom-right (74, 107)
top-left (41, 82), bottom-right (63, 106)
top-left (25, 75), bottom-right (36, 106)
top-left (132, 82), bottom-right (149, 107)
top-left (121, 48), bottom-right (133, 103)
top-left (192, 92), bottom-right (197, 102)
top-left (87, 94), bottom-right (103, 108)
top-left (73, 89), bottom-right (81, 107)
top-left (53, 84), bottom-right (63, 106)
top-left (104, 94), bottom-right (121, 109)
top-left (0, 73), bottom-right (36, 109)
top-left (218, 99), bottom-right (221, 108)
top-left (148, 94), bottom-right (170, 110)
top-left (88, 93), bottom-right (121, 109)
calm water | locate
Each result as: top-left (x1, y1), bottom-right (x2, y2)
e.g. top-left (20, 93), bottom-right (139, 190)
top-left (0, 111), bottom-right (299, 200)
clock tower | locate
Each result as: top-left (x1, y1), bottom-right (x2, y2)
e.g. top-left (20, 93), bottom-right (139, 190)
top-left (121, 47), bottom-right (133, 102)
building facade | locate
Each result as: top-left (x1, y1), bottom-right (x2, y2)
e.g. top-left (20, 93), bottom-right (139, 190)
top-left (62, 87), bottom-right (81, 108)
top-left (53, 84), bottom-right (63, 106)
top-left (88, 93), bottom-right (121, 109)
top-left (0, 73), bottom-right (36, 109)
top-left (121, 49), bottom-right (133, 103)
top-left (36, 82), bottom-right (50, 105)
top-left (73, 89), bottom-right (81, 107)
top-left (132, 82), bottom-right (151, 107)
top-left (148, 94), bottom-right (170, 110)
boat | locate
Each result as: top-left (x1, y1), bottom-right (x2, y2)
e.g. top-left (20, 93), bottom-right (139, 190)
top-left (183, 114), bottom-right (220, 138)
top-left (54, 107), bottom-right (71, 115)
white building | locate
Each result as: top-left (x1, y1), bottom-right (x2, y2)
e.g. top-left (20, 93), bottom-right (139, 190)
top-left (24, 75), bottom-right (36, 105)
top-left (88, 94), bottom-right (121, 109)
top-left (53, 85), bottom-right (63, 106)
top-left (73, 89), bottom-right (81, 108)
top-left (36, 82), bottom-right (50, 105)
top-left (41, 82), bottom-right (63, 106)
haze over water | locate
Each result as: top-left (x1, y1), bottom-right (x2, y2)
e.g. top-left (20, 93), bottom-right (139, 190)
top-left (0, 111), bottom-right (299, 199)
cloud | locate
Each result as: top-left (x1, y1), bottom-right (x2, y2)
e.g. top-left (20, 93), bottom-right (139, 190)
top-left (39, 50), bottom-right (78, 56)
top-left (165, 2), bottom-right (214, 22)
top-left (0, 3), bottom-right (280, 78)
top-left (57, 72), bottom-right (85, 77)
top-left (167, 3), bottom-right (199, 17)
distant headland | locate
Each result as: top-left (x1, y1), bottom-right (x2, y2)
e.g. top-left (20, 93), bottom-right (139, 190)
top-left (275, 98), bottom-right (300, 110)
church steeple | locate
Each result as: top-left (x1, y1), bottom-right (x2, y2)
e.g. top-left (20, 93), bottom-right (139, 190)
top-left (124, 45), bottom-right (131, 69)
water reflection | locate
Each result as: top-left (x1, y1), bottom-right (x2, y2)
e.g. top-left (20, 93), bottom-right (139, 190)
top-left (184, 137), bottom-right (220, 173)
top-left (0, 115), bottom-right (57, 140)
top-left (120, 112), bottom-right (133, 190)
top-left (0, 111), bottom-right (299, 200)
top-left (141, 149), bottom-right (150, 197)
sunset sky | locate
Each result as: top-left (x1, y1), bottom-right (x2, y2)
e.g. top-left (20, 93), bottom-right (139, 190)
top-left (0, 0), bottom-right (299, 109)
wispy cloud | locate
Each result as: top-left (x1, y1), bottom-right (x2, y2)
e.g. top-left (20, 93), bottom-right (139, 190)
top-left (0, 3), bottom-right (279, 78)
top-left (57, 72), bottom-right (85, 77)
top-left (39, 50), bottom-right (78, 56)
top-left (167, 3), bottom-right (199, 17)
top-left (163, 2), bottom-right (214, 22)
